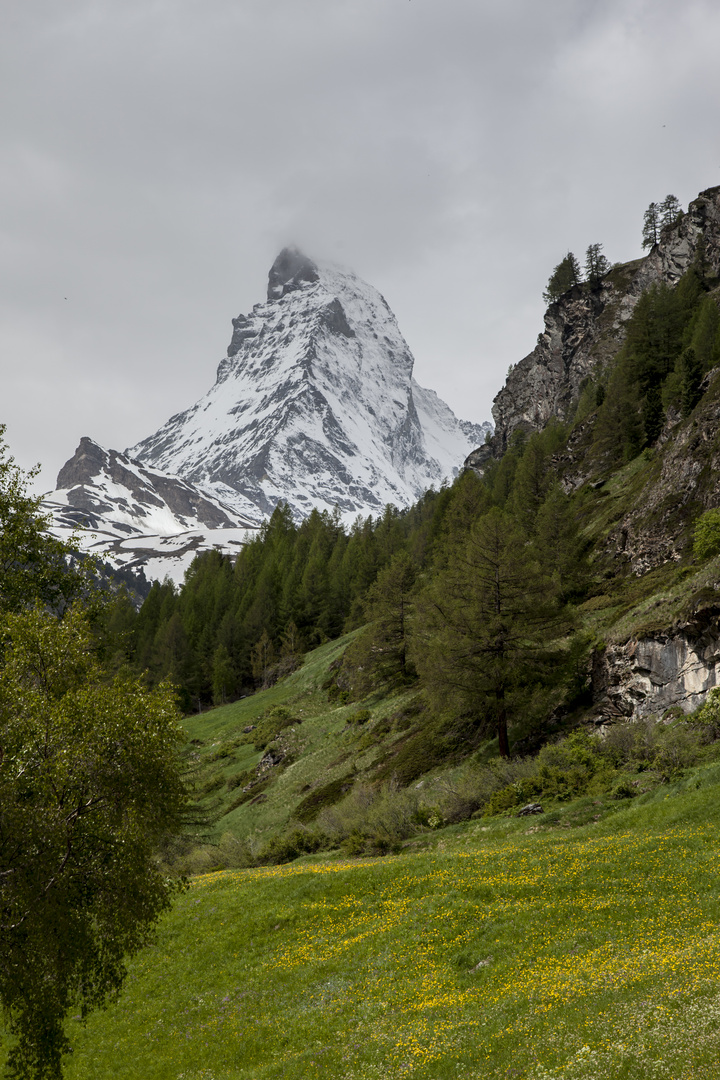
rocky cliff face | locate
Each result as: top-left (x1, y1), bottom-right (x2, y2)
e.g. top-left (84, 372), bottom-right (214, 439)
top-left (591, 610), bottom-right (720, 723)
top-left (129, 248), bottom-right (491, 522)
top-left (485, 185), bottom-right (720, 456)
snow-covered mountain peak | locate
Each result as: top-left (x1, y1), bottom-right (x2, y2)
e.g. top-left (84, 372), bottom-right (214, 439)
top-left (128, 249), bottom-right (491, 522)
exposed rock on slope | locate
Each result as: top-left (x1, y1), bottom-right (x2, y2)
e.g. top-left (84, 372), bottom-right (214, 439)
top-left (486, 186), bottom-right (720, 455)
top-left (129, 248), bottom-right (490, 521)
top-left (591, 613), bottom-right (720, 722)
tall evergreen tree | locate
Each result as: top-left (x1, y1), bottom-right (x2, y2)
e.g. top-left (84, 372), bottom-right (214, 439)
top-left (584, 243), bottom-right (610, 287)
top-left (542, 252), bottom-right (582, 304)
top-left (660, 194), bottom-right (682, 232)
top-left (414, 508), bottom-right (570, 758)
top-left (680, 346), bottom-right (703, 417)
top-left (642, 202), bottom-right (660, 249)
top-left (342, 552), bottom-right (417, 694)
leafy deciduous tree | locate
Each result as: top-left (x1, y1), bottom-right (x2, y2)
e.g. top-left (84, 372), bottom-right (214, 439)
top-left (0, 609), bottom-right (187, 1079)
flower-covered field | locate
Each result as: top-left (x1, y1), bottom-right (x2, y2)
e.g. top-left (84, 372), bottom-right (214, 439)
top-left (28, 777), bottom-right (720, 1078)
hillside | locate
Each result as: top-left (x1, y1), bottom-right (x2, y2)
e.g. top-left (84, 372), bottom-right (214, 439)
top-left (28, 756), bottom-right (720, 1079)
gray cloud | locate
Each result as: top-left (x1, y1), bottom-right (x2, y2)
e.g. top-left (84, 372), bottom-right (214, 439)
top-left (2, 0), bottom-right (719, 488)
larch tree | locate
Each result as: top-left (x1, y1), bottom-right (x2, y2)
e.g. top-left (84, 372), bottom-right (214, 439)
top-left (642, 202), bottom-right (661, 249)
top-left (413, 508), bottom-right (572, 758)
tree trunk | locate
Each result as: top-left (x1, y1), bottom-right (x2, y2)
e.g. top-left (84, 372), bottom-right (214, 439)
top-left (496, 688), bottom-right (510, 758)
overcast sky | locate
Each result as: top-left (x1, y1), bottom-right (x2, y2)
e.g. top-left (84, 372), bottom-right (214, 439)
top-left (2, 0), bottom-right (720, 491)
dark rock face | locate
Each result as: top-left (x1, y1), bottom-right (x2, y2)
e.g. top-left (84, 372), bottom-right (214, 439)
top-left (485, 186), bottom-right (720, 457)
top-left (266, 247), bottom-right (319, 301)
top-left (227, 314), bottom-right (258, 358)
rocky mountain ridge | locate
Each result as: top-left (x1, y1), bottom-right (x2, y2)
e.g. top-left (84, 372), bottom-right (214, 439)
top-left (45, 438), bottom-right (254, 583)
top-left (462, 184), bottom-right (720, 725)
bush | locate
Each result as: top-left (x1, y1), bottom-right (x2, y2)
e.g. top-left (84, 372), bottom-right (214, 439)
top-left (256, 827), bottom-right (327, 864)
top-left (693, 508), bottom-right (720, 560)
top-left (317, 781), bottom-right (421, 852)
top-left (293, 776), bottom-right (352, 823)
top-left (246, 706), bottom-right (300, 750)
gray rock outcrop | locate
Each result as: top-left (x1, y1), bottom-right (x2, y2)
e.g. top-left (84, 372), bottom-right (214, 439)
top-left (591, 612), bottom-right (720, 723)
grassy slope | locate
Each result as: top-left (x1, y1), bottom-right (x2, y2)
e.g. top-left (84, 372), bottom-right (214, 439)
top-left (35, 766), bottom-right (720, 1080)
top-left (180, 635), bottom-right (425, 857)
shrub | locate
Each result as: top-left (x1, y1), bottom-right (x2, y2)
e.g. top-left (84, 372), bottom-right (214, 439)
top-left (293, 776), bottom-right (352, 823)
top-left (693, 508), bottom-right (720, 560)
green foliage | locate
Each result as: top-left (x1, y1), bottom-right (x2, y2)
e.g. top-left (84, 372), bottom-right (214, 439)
top-left (680, 345), bottom-right (703, 417)
top-left (414, 507), bottom-right (577, 757)
top-left (542, 251), bottom-right (582, 304)
top-left (688, 294), bottom-right (720, 371)
top-left (693, 508), bottom-right (720, 560)
top-left (0, 428), bottom-right (86, 615)
top-left (0, 607), bottom-right (186, 1079)
top-left (659, 193), bottom-right (682, 232)
top-left (584, 242), bottom-right (610, 287)
top-left (641, 384), bottom-right (664, 444)
top-left (340, 552), bottom-right (417, 695)
top-left (41, 770), bottom-right (720, 1079)
top-left (293, 777), bottom-right (351, 823)
top-left (245, 706), bottom-right (299, 751)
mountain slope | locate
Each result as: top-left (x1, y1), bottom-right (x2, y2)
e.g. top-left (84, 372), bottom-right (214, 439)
top-left (128, 248), bottom-right (490, 521)
top-left (44, 437), bottom-right (256, 583)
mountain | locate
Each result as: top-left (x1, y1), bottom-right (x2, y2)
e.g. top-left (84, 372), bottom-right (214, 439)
top-left (127, 248), bottom-right (490, 521)
top-left (45, 438), bottom-right (255, 584)
top-left (45, 249), bottom-right (490, 580)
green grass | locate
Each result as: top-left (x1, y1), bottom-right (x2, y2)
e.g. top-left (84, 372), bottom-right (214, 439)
top-left (18, 764), bottom-right (720, 1079)
top-left (178, 634), bottom-right (423, 856)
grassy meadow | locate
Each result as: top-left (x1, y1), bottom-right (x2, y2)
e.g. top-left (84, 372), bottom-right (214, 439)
top-left (23, 764), bottom-right (720, 1080)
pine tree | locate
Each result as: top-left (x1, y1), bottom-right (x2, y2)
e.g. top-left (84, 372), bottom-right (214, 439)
top-left (250, 629), bottom-right (277, 689)
top-left (689, 295), bottom-right (720, 372)
top-left (584, 243), bottom-right (610, 287)
top-left (680, 346), bottom-right (702, 417)
top-left (414, 508), bottom-right (570, 758)
top-left (642, 202), bottom-right (660, 249)
top-left (212, 643), bottom-right (237, 704)
top-left (542, 252), bottom-right (582, 304)
top-left (660, 194), bottom-right (682, 232)
top-left (341, 552), bottom-right (417, 695)
top-left (641, 385), bottom-right (664, 445)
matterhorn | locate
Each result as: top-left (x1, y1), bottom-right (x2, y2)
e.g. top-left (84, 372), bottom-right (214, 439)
top-left (46, 248), bottom-right (490, 580)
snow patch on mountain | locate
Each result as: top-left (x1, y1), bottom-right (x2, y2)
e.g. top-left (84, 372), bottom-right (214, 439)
top-left (44, 438), bottom-right (257, 584)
